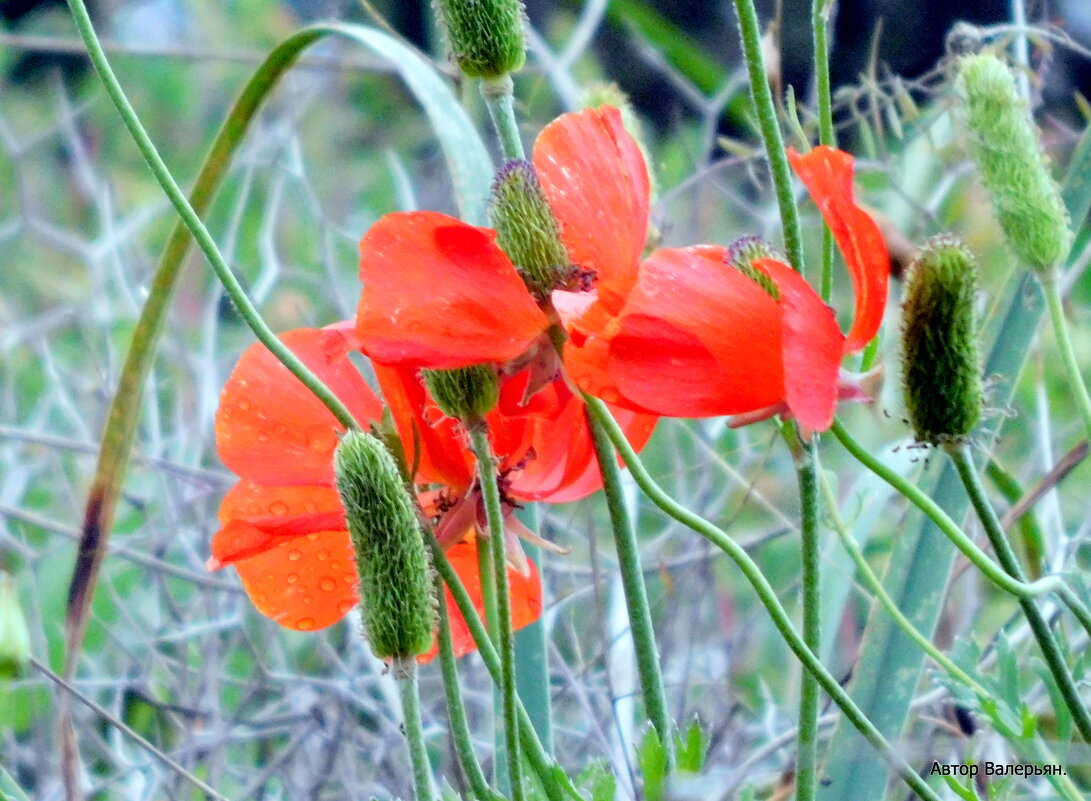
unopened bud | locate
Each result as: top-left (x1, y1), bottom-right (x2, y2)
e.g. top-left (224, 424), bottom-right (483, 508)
top-left (489, 160), bottom-right (573, 299)
top-left (0, 572), bottom-right (31, 678)
top-left (334, 432), bottom-right (435, 660)
top-left (957, 53), bottom-right (1071, 271)
top-left (423, 365), bottom-right (499, 424)
top-left (434, 0), bottom-right (526, 78)
top-left (901, 235), bottom-right (982, 446)
top-left (728, 236), bottom-right (782, 300)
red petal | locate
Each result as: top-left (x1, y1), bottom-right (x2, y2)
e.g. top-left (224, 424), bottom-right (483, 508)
top-left (420, 539), bottom-right (543, 662)
top-left (534, 107), bottom-right (649, 317)
top-left (212, 482), bottom-right (345, 567)
top-left (569, 247), bottom-right (785, 417)
top-left (216, 326), bottom-right (383, 485)
top-left (233, 530), bottom-right (359, 632)
top-left (357, 212), bottom-right (548, 368)
top-left (788, 146), bottom-right (889, 353)
top-left (757, 259), bottom-right (844, 431)
top-left (374, 364), bottom-right (475, 491)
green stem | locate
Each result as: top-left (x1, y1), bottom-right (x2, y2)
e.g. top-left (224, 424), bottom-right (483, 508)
top-left (469, 426), bottom-right (526, 801)
top-left (985, 460), bottom-right (1046, 580)
top-left (829, 421), bottom-right (1086, 613)
top-left (584, 397), bottom-right (940, 801)
top-left (63, 0), bottom-right (359, 432)
top-left (585, 409), bottom-right (675, 770)
top-left (1042, 269), bottom-right (1091, 441)
top-left (428, 539), bottom-right (580, 801)
top-left (481, 75), bottom-right (526, 160)
top-left (394, 656), bottom-right (438, 801)
top-left (812, 0), bottom-right (835, 300)
top-left (435, 572), bottom-right (502, 801)
top-left (795, 439), bottom-right (821, 801)
top-left (948, 445), bottom-right (1091, 743)
top-left (818, 471), bottom-right (987, 695)
top-left (730, 0), bottom-right (805, 272)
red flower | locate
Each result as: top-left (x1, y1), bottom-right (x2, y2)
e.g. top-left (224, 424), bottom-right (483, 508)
top-left (560, 146), bottom-right (890, 432)
top-left (210, 324), bottom-right (542, 657)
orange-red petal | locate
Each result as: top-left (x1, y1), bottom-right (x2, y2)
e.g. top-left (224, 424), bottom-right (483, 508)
top-left (757, 259), bottom-right (844, 431)
top-left (357, 212), bottom-right (549, 368)
top-left (567, 247), bottom-right (785, 418)
top-left (216, 326), bottom-right (382, 486)
top-left (534, 107), bottom-right (649, 317)
top-left (212, 482), bottom-right (345, 567)
top-left (421, 538), bottom-right (542, 661)
top-left (233, 529), bottom-right (359, 632)
top-left (787, 146), bottom-right (889, 353)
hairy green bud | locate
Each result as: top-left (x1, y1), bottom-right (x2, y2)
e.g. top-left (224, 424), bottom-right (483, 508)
top-left (433, 0), bottom-right (526, 78)
top-left (334, 432), bottom-right (435, 660)
top-left (728, 236), bottom-right (783, 300)
top-left (901, 235), bottom-right (983, 446)
top-left (422, 365), bottom-right (499, 423)
top-left (957, 52), bottom-right (1071, 271)
top-left (489, 160), bottom-right (573, 299)
top-left (0, 571), bottom-right (31, 678)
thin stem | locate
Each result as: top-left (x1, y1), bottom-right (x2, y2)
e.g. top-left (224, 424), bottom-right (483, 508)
top-left (434, 572), bottom-right (503, 801)
top-left (482, 75), bottom-right (526, 160)
top-left (428, 539), bottom-right (580, 801)
top-left (1042, 269), bottom-right (1091, 441)
top-left (818, 472), bottom-right (987, 695)
top-left (812, 0), bottom-right (835, 300)
top-left (394, 656), bottom-right (438, 801)
top-left (585, 397), bottom-right (941, 801)
top-left (795, 439), bottom-right (821, 801)
top-left (829, 421), bottom-right (1083, 609)
top-left (730, 0), bottom-right (805, 272)
top-left (585, 409), bottom-right (675, 770)
top-left (63, 0), bottom-right (359, 432)
top-left (948, 445), bottom-right (1091, 743)
top-left (469, 426), bottom-right (526, 801)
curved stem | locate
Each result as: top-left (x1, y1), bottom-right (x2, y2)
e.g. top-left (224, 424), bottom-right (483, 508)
top-left (434, 572), bottom-right (503, 801)
top-left (482, 75), bottom-right (526, 161)
top-left (394, 656), bottom-right (438, 801)
top-left (64, 0), bottom-right (359, 432)
top-left (585, 397), bottom-right (940, 801)
top-left (469, 426), bottom-right (526, 801)
top-left (428, 539), bottom-right (581, 801)
top-left (729, 0), bottom-right (805, 273)
top-left (829, 421), bottom-right (1085, 613)
top-left (1042, 269), bottom-right (1091, 441)
top-left (795, 439), bottom-right (821, 801)
top-left (585, 410), bottom-right (675, 770)
top-left (948, 445), bottom-right (1091, 743)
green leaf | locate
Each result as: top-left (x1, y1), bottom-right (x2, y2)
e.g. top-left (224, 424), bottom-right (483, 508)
top-left (636, 726), bottom-right (669, 801)
top-left (0, 765), bottom-right (31, 801)
top-left (674, 717), bottom-right (708, 773)
top-left (941, 772), bottom-right (978, 801)
top-left (576, 760), bottom-right (617, 801)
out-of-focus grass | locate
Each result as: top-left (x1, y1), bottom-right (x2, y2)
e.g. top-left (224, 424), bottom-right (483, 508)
top-left (0, 2), bottom-right (1089, 800)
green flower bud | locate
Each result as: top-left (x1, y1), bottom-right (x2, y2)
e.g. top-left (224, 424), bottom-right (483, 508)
top-left (901, 235), bottom-right (983, 446)
top-left (433, 0), bottom-right (526, 78)
top-left (489, 160), bottom-right (573, 300)
top-left (957, 52), bottom-right (1071, 271)
top-left (0, 571), bottom-right (31, 678)
top-left (422, 365), bottom-right (499, 423)
top-left (334, 432), bottom-right (435, 660)
top-left (728, 236), bottom-right (782, 300)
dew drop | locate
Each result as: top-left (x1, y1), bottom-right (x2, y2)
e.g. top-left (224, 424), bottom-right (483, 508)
top-left (256, 431), bottom-right (270, 443)
top-left (319, 577), bottom-right (337, 592)
top-left (286, 573), bottom-right (299, 584)
top-left (237, 398), bottom-right (251, 411)
top-left (306, 533), bottom-right (320, 542)
top-left (296, 617), bottom-right (316, 631)
top-left (269, 501), bottom-right (289, 516)
top-left (287, 549), bottom-right (302, 562)
top-left (337, 600), bottom-right (355, 615)
top-left (316, 550), bottom-right (330, 561)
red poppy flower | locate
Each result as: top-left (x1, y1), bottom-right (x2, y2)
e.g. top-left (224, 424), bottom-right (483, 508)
top-left (560, 145), bottom-right (890, 432)
top-left (209, 324), bottom-right (543, 657)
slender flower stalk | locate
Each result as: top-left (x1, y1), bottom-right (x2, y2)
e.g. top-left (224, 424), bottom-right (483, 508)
top-left (585, 397), bottom-right (941, 801)
top-left (948, 445), bottom-right (1091, 744)
top-left (1041, 269), bottom-right (1091, 440)
top-left (469, 426), bottom-right (527, 801)
top-left (393, 656), bottom-right (438, 801)
top-left (794, 439), bottom-right (821, 801)
top-left (483, 75), bottom-right (526, 160)
top-left (812, 0), bottom-right (836, 300)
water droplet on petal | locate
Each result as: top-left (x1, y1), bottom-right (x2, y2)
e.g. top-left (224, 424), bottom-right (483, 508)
top-left (269, 501), bottom-right (289, 516)
top-left (319, 577), bottom-right (336, 591)
top-left (337, 600), bottom-right (355, 615)
top-left (316, 550), bottom-right (330, 561)
top-left (286, 573), bottom-right (299, 584)
top-left (237, 398), bottom-right (251, 411)
top-left (287, 550), bottom-right (302, 562)
top-left (256, 431), bottom-right (270, 443)
top-left (296, 617), bottom-right (315, 631)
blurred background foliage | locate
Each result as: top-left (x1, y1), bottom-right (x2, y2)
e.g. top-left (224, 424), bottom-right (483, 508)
top-left (2, 1), bottom-right (1091, 799)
